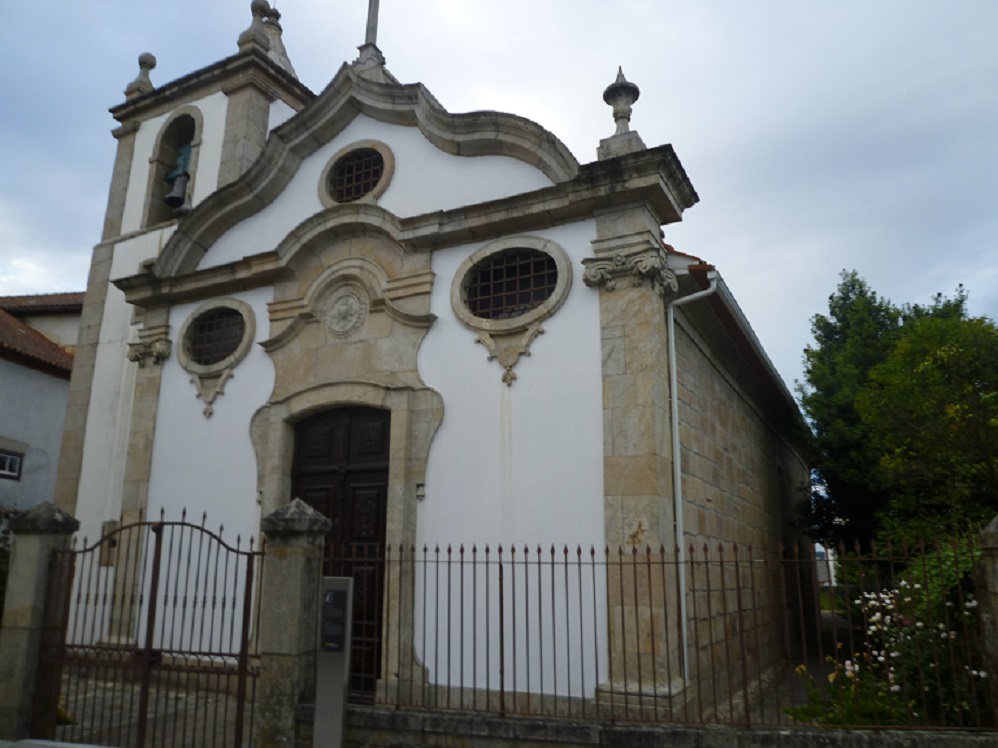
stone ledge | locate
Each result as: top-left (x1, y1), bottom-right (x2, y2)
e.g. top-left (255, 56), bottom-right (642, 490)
top-left (344, 705), bottom-right (998, 748)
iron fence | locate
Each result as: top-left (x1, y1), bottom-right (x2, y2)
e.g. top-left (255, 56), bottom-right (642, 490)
top-left (336, 537), bottom-right (995, 730)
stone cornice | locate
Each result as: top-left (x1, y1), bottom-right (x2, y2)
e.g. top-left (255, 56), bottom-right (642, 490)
top-left (114, 251), bottom-right (288, 308)
top-left (109, 48), bottom-right (314, 125)
top-left (152, 141), bottom-right (696, 287)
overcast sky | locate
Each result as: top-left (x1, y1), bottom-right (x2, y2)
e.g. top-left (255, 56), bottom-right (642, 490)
top-left (2, 1), bottom-right (996, 392)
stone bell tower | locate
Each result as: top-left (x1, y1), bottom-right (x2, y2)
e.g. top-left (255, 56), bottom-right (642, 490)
top-left (55, 1), bottom-right (313, 522)
top-left (101, 0), bottom-right (311, 241)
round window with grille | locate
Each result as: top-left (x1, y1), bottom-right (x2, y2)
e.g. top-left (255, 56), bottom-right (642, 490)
top-left (465, 249), bottom-right (558, 320)
top-left (329, 148), bottom-right (384, 203)
top-left (177, 299), bottom-right (256, 376)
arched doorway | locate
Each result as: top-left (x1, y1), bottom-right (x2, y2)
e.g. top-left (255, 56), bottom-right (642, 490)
top-left (291, 406), bottom-right (390, 701)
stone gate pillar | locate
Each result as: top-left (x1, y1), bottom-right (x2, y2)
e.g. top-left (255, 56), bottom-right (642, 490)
top-left (976, 514), bottom-right (998, 725)
top-left (255, 498), bottom-right (331, 748)
top-left (0, 503), bottom-right (79, 740)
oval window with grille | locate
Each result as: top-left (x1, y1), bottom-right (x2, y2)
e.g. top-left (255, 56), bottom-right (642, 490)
top-left (185, 306), bottom-right (245, 365)
top-left (177, 299), bottom-right (256, 376)
top-left (451, 236), bottom-right (572, 334)
top-left (465, 248), bottom-right (558, 320)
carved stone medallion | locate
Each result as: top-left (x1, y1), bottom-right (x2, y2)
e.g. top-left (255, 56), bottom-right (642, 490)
top-left (325, 286), bottom-right (367, 338)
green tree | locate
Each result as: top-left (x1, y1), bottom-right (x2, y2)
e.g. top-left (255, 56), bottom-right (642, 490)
top-left (797, 271), bottom-right (901, 545)
top-left (858, 313), bottom-right (998, 543)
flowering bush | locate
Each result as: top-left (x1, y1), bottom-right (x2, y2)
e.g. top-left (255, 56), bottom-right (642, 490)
top-left (785, 541), bottom-right (991, 727)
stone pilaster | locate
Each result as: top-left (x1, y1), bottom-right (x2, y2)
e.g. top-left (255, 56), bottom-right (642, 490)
top-left (120, 306), bottom-right (170, 521)
top-left (585, 206), bottom-right (683, 698)
top-left (218, 80), bottom-right (275, 188)
top-left (53, 241), bottom-right (114, 515)
top-left (0, 504), bottom-right (79, 740)
top-left (103, 121), bottom-right (140, 241)
top-left (255, 499), bottom-right (331, 748)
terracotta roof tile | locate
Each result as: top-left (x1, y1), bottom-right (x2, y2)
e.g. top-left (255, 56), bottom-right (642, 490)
top-left (0, 292), bottom-right (85, 315)
top-left (0, 308), bottom-right (74, 377)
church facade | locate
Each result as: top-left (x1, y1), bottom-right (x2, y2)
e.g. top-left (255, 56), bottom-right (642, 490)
top-left (55, 1), bottom-right (809, 709)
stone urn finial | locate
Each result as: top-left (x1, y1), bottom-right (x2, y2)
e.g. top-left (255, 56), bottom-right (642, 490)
top-left (238, 0), bottom-right (272, 53)
top-left (603, 67), bottom-right (641, 136)
top-left (124, 52), bottom-right (157, 100)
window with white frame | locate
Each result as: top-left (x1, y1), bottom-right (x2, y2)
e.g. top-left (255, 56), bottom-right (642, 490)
top-left (0, 449), bottom-right (23, 480)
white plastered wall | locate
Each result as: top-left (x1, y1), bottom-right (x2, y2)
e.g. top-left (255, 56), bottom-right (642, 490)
top-left (146, 286), bottom-right (275, 547)
top-left (0, 360), bottom-right (69, 511)
top-left (118, 91), bottom-right (229, 235)
top-left (415, 219), bottom-right (607, 696)
top-left (73, 227), bottom-right (175, 543)
top-left (268, 99), bottom-right (297, 132)
top-left (199, 115), bottom-right (554, 269)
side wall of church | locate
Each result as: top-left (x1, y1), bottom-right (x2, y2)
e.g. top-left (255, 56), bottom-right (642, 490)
top-left (673, 308), bottom-right (807, 714)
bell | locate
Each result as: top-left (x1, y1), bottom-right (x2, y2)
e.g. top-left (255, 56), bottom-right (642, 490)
top-left (165, 173), bottom-right (189, 208)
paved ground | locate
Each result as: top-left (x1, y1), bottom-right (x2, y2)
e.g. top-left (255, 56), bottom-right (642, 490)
top-left (50, 670), bottom-right (254, 748)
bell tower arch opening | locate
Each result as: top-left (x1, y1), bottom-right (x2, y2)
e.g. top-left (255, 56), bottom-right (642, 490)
top-left (144, 110), bottom-right (200, 227)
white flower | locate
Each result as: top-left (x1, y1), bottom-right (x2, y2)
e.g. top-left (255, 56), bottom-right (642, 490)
top-left (890, 685), bottom-right (901, 692)
top-left (965, 599), bottom-right (979, 609)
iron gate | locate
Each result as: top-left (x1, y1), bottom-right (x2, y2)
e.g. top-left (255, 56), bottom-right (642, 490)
top-left (33, 514), bottom-right (263, 747)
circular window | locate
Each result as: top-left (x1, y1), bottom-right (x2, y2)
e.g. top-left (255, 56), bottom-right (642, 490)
top-left (465, 249), bottom-right (558, 320)
top-left (319, 140), bottom-right (395, 208)
top-left (451, 236), bottom-right (573, 334)
top-left (177, 299), bottom-right (256, 376)
top-left (329, 148), bottom-right (384, 203)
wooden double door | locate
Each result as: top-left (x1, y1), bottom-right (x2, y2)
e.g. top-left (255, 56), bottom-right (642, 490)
top-left (292, 407), bottom-right (390, 702)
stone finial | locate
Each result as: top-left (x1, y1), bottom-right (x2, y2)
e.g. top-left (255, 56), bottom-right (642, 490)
top-left (124, 52), bottom-right (157, 100)
top-left (237, 0), bottom-right (272, 54)
top-left (603, 67), bottom-right (640, 136)
top-left (598, 67), bottom-right (647, 159)
top-left (262, 6), bottom-right (298, 77)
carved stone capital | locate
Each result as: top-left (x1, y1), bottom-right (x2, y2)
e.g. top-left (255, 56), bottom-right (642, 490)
top-left (582, 247), bottom-right (678, 298)
top-left (127, 327), bottom-right (172, 366)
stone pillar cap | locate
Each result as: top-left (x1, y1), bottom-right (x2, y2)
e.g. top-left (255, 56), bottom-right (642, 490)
top-left (9, 502), bottom-right (80, 535)
top-left (980, 513), bottom-right (998, 551)
top-left (260, 497), bottom-right (332, 536)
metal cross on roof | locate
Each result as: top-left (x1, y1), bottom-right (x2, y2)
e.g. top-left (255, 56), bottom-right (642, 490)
top-left (366, 0), bottom-right (380, 46)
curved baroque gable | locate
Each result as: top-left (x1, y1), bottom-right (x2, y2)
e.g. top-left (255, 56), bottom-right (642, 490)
top-left (155, 64), bottom-right (580, 278)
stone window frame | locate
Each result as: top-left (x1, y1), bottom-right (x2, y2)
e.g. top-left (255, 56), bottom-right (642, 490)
top-left (318, 139), bottom-right (395, 209)
top-left (177, 298), bottom-right (256, 378)
top-left (0, 448), bottom-right (23, 481)
top-left (451, 235), bottom-right (573, 334)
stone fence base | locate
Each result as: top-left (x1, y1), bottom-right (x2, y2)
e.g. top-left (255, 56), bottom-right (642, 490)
top-left (345, 706), bottom-right (998, 748)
